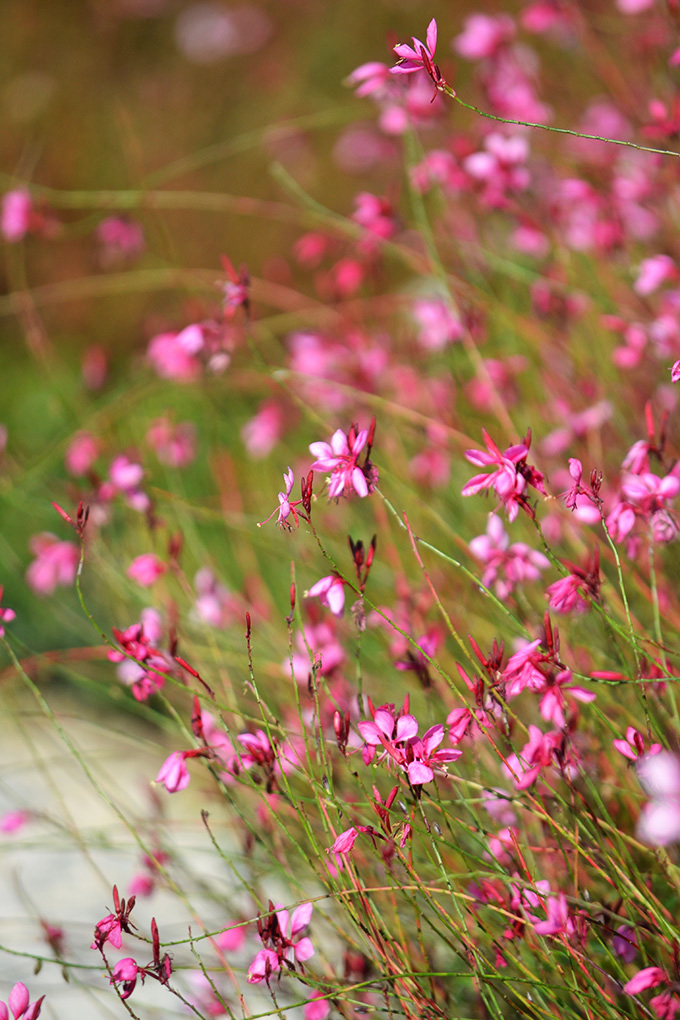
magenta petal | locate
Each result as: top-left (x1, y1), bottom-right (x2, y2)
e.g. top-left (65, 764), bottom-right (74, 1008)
top-left (290, 901), bottom-right (313, 935)
top-left (373, 708), bottom-right (396, 738)
top-left (358, 720), bottom-right (383, 745)
top-left (426, 18), bottom-right (437, 55)
top-left (422, 724), bottom-right (445, 753)
top-left (294, 936), bottom-right (315, 962)
top-left (395, 714), bottom-right (419, 742)
top-left (408, 761), bottom-right (434, 785)
top-left (352, 466), bottom-right (369, 498)
top-left (8, 984), bottom-right (29, 1020)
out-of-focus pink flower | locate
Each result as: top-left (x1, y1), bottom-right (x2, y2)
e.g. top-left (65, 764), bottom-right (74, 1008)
top-left (469, 513), bottom-right (549, 599)
top-left (453, 13), bottom-right (515, 60)
top-left (351, 193), bottom-right (396, 246)
top-left (634, 255), bottom-right (677, 296)
top-left (65, 432), bottom-right (99, 476)
top-left (103, 454), bottom-right (149, 513)
top-left (193, 568), bottom-right (239, 628)
top-left (241, 401), bottom-right (285, 459)
top-left (96, 217), bottom-right (145, 266)
top-left (532, 891), bottom-right (573, 937)
top-left (636, 751), bottom-right (680, 845)
top-left (327, 827), bottom-right (362, 855)
top-left (146, 418), bottom-right (196, 468)
top-left (1, 982), bottom-right (45, 1020)
top-left (0, 586), bottom-right (16, 638)
top-left (613, 924), bottom-right (638, 963)
top-left (503, 724), bottom-right (563, 789)
top-left (1, 191), bottom-right (33, 242)
top-left (624, 967), bottom-right (668, 996)
top-left (156, 751), bottom-right (192, 793)
top-left (216, 923), bottom-right (246, 954)
top-left (147, 326), bottom-right (203, 382)
top-left (26, 534), bottom-right (79, 596)
top-left (0, 810), bottom-right (28, 834)
top-left (304, 995), bottom-right (331, 1020)
top-left (347, 61), bottom-right (392, 99)
top-left (463, 133), bottom-right (530, 208)
top-left (82, 345), bottom-right (108, 390)
top-left (617, 0), bottom-right (655, 13)
top-left (412, 298), bottom-right (463, 350)
top-left (613, 726), bottom-right (661, 761)
top-left (127, 554), bottom-right (167, 587)
top-left (306, 574), bottom-right (345, 617)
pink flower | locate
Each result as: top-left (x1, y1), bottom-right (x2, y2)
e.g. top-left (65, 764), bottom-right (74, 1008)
top-left (194, 568), bottom-right (239, 628)
top-left (613, 727), bottom-right (661, 761)
top-left (146, 418), bottom-right (196, 468)
top-left (412, 299), bottom-right (463, 350)
top-left (306, 574), bottom-right (345, 616)
top-left (347, 61), bottom-right (392, 99)
top-left (0, 586), bottom-right (16, 638)
top-left (1, 191), bottom-right (33, 242)
top-left (391, 19), bottom-right (450, 95)
top-left (672, 360), bottom-right (680, 383)
top-left (453, 14), bottom-right (515, 60)
top-left (328, 827), bottom-right (361, 855)
top-left (241, 401), bottom-right (284, 459)
top-left (634, 255), bottom-right (677, 296)
top-left (26, 534), bottom-right (79, 596)
top-left (96, 217), bottom-right (145, 266)
top-left (304, 995), bottom-right (331, 1020)
top-left (147, 327), bottom-right (203, 382)
top-left (462, 429), bottom-right (544, 522)
top-left (91, 912), bottom-right (123, 950)
top-left (469, 514), bottom-right (549, 599)
top-left (0, 810), bottom-right (28, 834)
top-left (258, 468), bottom-right (300, 528)
top-left (532, 892), bottom-right (572, 936)
top-left (503, 724), bottom-right (562, 789)
top-left (636, 751), bottom-right (680, 845)
top-left (405, 724), bottom-right (463, 785)
top-left (127, 554), bottom-right (167, 587)
top-left (0, 983), bottom-right (45, 1020)
top-left (247, 902), bottom-right (315, 984)
top-left (110, 958), bottom-right (141, 1000)
top-left (216, 923), bottom-right (246, 954)
top-left (352, 193), bottom-right (396, 244)
top-left (624, 967), bottom-right (668, 996)
top-left (156, 751), bottom-right (192, 793)
top-left (65, 432), bottom-right (99, 475)
top-left (247, 948), bottom-right (280, 984)
top-left (309, 421), bottom-right (376, 499)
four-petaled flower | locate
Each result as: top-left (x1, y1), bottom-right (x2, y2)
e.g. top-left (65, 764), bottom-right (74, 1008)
top-left (391, 19), bottom-right (452, 97)
top-left (462, 429), bottom-right (545, 522)
top-left (309, 425), bottom-right (372, 499)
